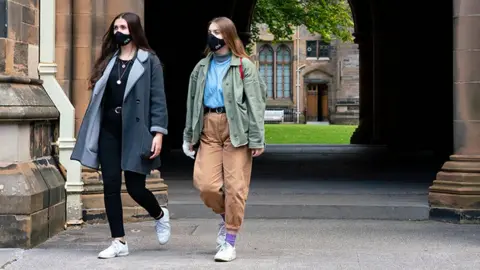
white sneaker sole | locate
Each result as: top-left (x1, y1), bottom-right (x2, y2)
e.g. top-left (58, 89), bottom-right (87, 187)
top-left (214, 256), bottom-right (236, 262)
top-left (98, 252), bottom-right (129, 259)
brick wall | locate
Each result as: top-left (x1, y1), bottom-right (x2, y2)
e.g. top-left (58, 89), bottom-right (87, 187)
top-left (0, 0), bottom-right (39, 78)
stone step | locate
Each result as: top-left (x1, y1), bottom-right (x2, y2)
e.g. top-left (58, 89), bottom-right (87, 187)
top-left (167, 194), bottom-right (429, 221)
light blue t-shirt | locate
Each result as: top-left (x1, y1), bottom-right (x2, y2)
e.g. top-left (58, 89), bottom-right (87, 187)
top-left (203, 53), bottom-right (232, 108)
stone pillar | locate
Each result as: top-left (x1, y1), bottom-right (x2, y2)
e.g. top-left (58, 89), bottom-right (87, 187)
top-left (72, 0), bottom-right (94, 135)
top-left (105, 0), bottom-right (144, 25)
top-left (0, 0), bottom-right (66, 248)
top-left (429, 0), bottom-right (480, 222)
top-left (69, 0), bottom-right (168, 224)
top-left (350, 32), bottom-right (374, 144)
top-left (55, 0), bottom-right (73, 99)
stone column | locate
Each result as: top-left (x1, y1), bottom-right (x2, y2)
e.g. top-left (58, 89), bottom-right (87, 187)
top-left (55, 0), bottom-right (73, 99)
top-left (72, 0), bottom-right (94, 135)
top-left (429, 0), bottom-right (480, 222)
top-left (105, 0), bottom-right (144, 25)
top-left (0, 0), bottom-right (66, 248)
top-left (350, 32), bottom-right (374, 144)
top-left (69, 0), bottom-right (168, 224)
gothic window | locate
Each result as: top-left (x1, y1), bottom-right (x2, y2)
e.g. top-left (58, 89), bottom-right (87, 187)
top-left (306, 40), bottom-right (330, 58)
top-left (258, 45), bottom-right (274, 98)
top-left (0, 0), bottom-right (6, 38)
top-left (276, 45), bottom-right (291, 98)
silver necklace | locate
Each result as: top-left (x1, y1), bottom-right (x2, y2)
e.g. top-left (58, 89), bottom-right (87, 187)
top-left (116, 50), bottom-right (135, 85)
top-left (116, 60), bottom-right (132, 85)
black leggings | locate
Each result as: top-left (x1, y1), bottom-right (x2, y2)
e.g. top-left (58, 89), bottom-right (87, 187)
top-left (98, 127), bottom-right (163, 238)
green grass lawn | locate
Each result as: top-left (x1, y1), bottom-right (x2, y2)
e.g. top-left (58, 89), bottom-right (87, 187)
top-left (265, 124), bottom-right (357, 144)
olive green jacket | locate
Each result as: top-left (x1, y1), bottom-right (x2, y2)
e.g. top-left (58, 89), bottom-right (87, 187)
top-left (183, 53), bottom-right (266, 148)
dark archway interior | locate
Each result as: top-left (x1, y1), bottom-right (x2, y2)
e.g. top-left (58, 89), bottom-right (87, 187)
top-left (145, 0), bottom-right (453, 167)
top-left (145, 0), bottom-right (255, 154)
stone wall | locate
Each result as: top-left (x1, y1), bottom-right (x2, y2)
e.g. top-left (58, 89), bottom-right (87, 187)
top-left (330, 40), bottom-right (359, 124)
top-left (0, 0), bottom-right (39, 78)
top-left (0, 0), bottom-right (65, 248)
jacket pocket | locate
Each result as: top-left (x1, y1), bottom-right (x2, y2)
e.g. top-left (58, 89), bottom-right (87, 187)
top-left (86, 114), bottom-right (101, 153)
top-left (236, 100), bottom-right (249, 133)
top-left (140, 128), bottom-right (154, 159)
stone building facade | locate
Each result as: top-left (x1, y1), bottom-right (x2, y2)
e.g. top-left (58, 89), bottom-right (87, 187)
top-left (251, 25), bottom-right (359, 124)
top-left (0, 0), bottom-right (66, 248)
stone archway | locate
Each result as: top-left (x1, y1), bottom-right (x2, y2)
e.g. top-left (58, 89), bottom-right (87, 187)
top-left (57, 0), bottom-right (464, 227)
top-left (143, 0), bottom-right (373, 150)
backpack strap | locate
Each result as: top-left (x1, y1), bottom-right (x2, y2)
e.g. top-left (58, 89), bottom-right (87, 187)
top-left (239, 57), bottom-right (244, 80)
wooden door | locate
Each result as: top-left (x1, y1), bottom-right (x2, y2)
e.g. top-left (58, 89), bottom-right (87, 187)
top-left (320, 85), bottom-right (328, 120)
top-left (306, 84), bottom-right (318, 121)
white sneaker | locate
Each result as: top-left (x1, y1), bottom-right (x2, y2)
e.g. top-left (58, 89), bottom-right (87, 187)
top-left (98, 239), bottom-right (129, 259)
top-left (155, 207), bottom-right (171, 245)
top-left (214, 242), bottom-right (236, 262)
top-left (216, 221), bottom-right (226, 251)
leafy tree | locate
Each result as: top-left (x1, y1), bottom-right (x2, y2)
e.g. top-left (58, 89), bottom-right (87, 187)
top-left (251, 0), bottom-right (354, 42)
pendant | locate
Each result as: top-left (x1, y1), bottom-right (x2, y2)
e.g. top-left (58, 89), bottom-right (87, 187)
top-left (122, 64), bottom-right (126, 68)
top-left (116, 80), bottom-right (121, 85)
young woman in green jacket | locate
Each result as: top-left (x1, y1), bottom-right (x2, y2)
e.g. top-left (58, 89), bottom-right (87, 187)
top-left (182, 16), bottom-right (267, 262)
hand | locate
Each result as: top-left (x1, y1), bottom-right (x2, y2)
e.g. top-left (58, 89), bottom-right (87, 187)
top-left (182, 141), bottom-right (195, 159)
top-left (251, 148), bottom-right (264, 157)
top-left (150, 133), bottom-right (163, 159)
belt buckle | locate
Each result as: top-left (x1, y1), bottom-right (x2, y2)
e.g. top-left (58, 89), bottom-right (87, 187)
top-left (215, 107), bottom-right (223, 113)
top-left (114, 107), bottom-right (122, 114)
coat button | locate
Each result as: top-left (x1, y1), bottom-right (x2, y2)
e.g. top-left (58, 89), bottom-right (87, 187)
top-left (136, 117), bottom-right (140, 122)
top-left (136, 99), bottom-right (140, 104)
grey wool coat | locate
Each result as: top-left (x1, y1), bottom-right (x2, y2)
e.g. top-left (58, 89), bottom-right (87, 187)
top-left (71, 49), bottom-right (168, 175)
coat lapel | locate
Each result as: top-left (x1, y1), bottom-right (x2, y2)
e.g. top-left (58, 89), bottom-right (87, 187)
top-left (124, 49), bottom-right (148, 101)
top-left (92, 53), bottom-right (117, 97)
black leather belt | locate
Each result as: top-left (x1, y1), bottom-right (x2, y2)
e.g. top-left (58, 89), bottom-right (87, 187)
top-left (204, 106), bottom-right (226, 114)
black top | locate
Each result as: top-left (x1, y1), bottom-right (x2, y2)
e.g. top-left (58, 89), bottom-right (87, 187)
top-left (101, 55), bottom-right (135, 133)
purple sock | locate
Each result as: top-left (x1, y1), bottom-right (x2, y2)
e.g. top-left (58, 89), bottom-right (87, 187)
top-left (225, 233), bottom-right (236, 246)
top-left (220, 214), bottom-right (225, 221)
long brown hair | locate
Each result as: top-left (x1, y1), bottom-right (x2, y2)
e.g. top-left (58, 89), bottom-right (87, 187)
top-left (89, 12), bottom-right (153, 89)
top-left (204, 17), bottom-right (250, 60)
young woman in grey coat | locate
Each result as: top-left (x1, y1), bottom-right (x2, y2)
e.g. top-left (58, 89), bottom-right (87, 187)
top-left (70, 12), bottom-right (170, 259)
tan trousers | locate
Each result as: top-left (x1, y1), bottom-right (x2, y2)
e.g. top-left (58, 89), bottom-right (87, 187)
top-left (193, 112), bottom-right (252, 233)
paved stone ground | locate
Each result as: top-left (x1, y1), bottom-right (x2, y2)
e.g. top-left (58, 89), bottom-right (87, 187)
top-left (2, 219), bottom-right (480, 269)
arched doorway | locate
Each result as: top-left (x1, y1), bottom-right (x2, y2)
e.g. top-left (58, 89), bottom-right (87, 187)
top-left (306, 82), bottom-right (329, 122)
top-left (303, 69), bottom-right (332, 123)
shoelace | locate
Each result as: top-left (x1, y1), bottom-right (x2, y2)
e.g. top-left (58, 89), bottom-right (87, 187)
top-left (156, 220), bottom-right (168, 233)
top-left (218, 242), bottom-right (231, 252)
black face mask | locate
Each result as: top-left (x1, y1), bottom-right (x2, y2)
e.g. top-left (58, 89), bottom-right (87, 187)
top-left (207, 34), bottom-right (226, 51)
top-left (114, 32), bottom-right (132, 46)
